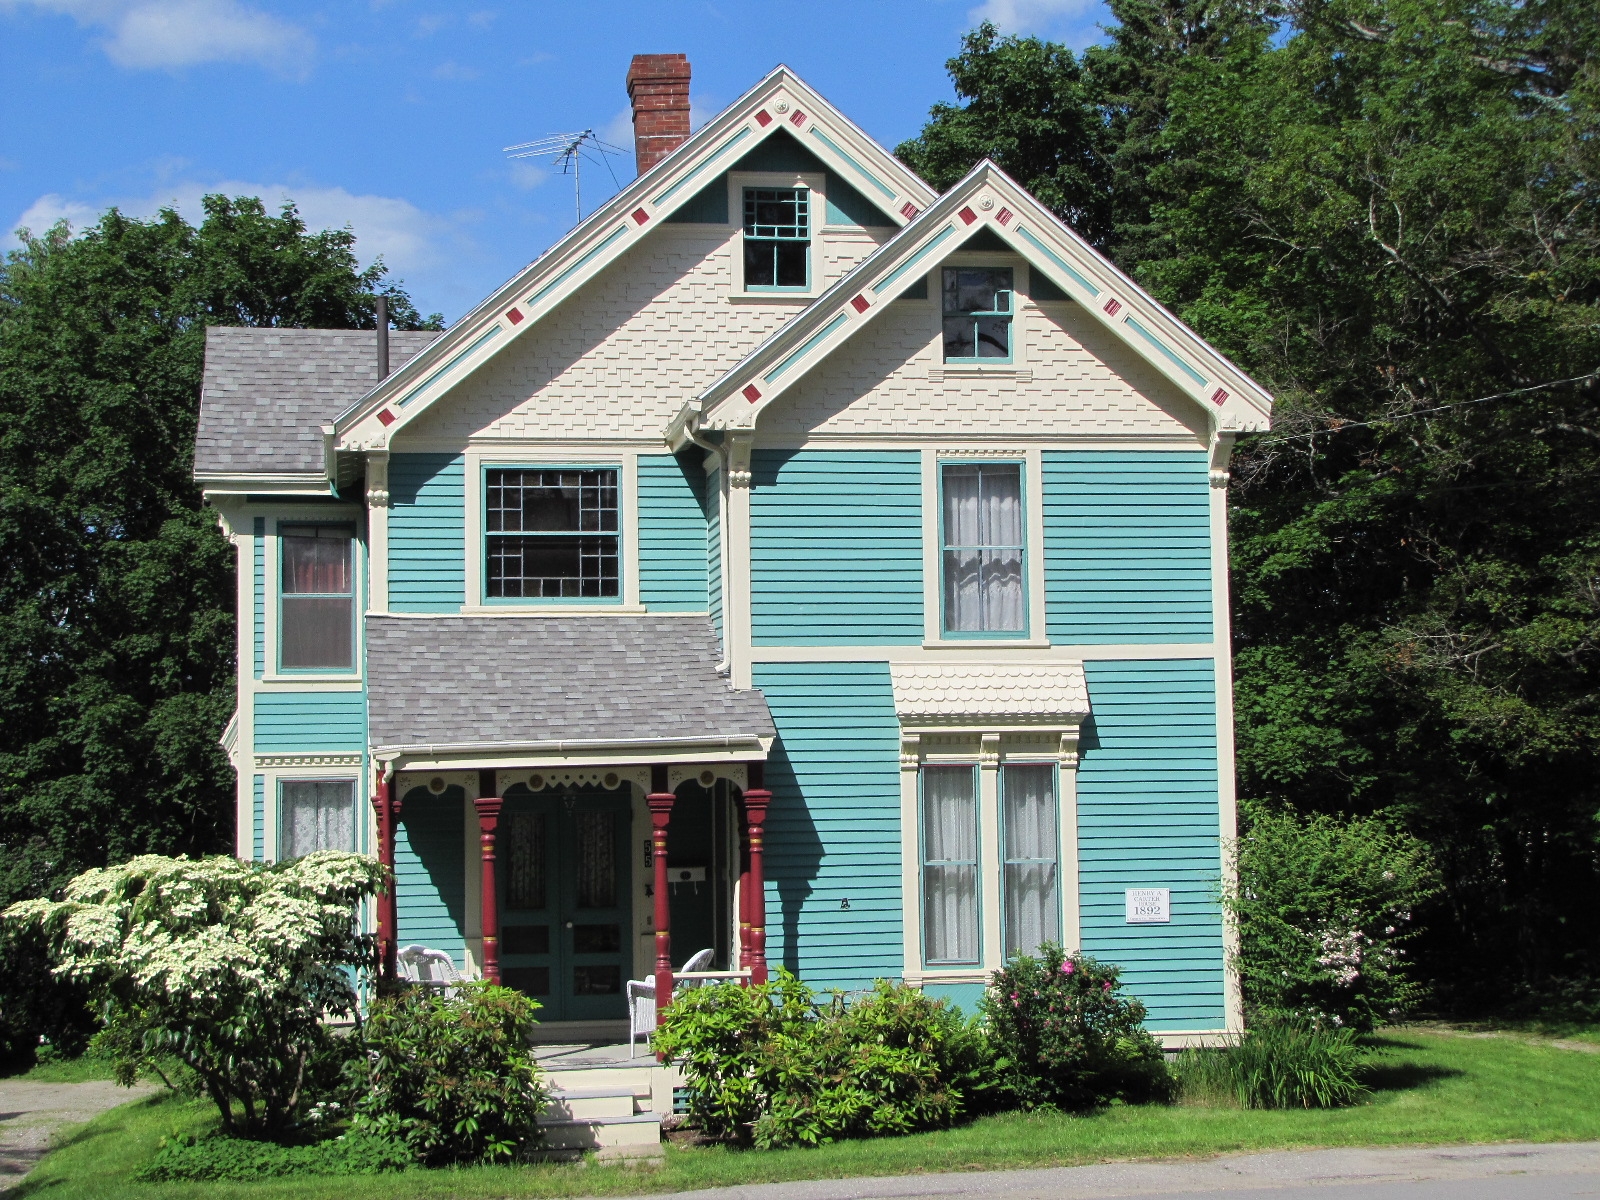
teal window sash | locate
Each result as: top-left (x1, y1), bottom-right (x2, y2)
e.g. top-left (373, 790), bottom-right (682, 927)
top-left (920, 764), bottom-right (982, 968)
top-left (939, 460), bottom-right (1028, 639)
top-left (999, 763), bottom-right (1062, 957)
top-left (743, 187), bottom-right (811, 292)
top-left (942, 267), bottom-right (1014, 363)
top-left (481, 463), bottom-right (623, 606)
top-left (277, 522), bottom-right (358, 674)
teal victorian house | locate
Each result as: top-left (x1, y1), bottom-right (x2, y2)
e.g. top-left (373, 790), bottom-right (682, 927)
top-left (196, 53), bottom-right (1272, 1047)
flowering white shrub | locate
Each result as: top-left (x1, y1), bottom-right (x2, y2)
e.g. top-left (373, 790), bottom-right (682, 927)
top-left (5, 852), bottom-right (383, 1137)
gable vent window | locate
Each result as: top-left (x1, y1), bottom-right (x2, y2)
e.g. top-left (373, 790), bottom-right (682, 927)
top-left (486, 468), bottom-right (619, 600)
top-left (743, 187), bottom-right (810, 290)
top-left (942, 267), bottom-right (1013, 361)
top-left (280, 524), bottom-right (354, 670)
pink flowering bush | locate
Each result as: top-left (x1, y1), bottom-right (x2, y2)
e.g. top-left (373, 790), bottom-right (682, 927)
top-left (979, 945), bottom-right (1169, 1109)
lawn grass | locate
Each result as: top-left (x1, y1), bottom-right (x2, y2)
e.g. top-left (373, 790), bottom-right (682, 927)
top-left (15, 1028), bottom-right (1600, 1200)
top-left (4, 1050), bottom-right (120, 1084)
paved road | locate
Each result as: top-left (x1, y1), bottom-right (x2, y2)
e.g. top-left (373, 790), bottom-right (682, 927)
top-left (649, 1141), bottom-right (1600, 1200)
top-left (0, 1079), bottom-right (158, 1188)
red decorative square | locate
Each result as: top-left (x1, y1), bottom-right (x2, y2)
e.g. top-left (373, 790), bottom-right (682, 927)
top-left (506, 306), bottom-right (524, 325)
top-left (900, 202), bottom-right (919, 219)
top-left (742, 383), bottom-right (762, 403)
top-left (755, 109), bottom-right (772, 127)
top-left (377, 408), bottom-right (397, 427)
top-left (1211, 388), bottom-right (1230, 406)
top-left (958, 206), bottom-right (977, 225)
top-left (632, 207), bottom-right (650, 225)
top-left (850, 293), bottom-right (870, 313)
top-left (1103, 298), bottom-right (1122, 316)
top-left (789, 110), bottom-right (806, 126)
top-left (996, 207), bottom-right (1013, 226)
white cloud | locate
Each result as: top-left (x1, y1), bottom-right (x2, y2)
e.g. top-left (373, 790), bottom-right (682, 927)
top-left (508, 162), bottom-right (549, 191)
top-left (967, 0), bottom-right (1100, 36)
top-left (431, 59), bottom-right (479, 81)
top-left (6, 0), bottom-right (314, 72)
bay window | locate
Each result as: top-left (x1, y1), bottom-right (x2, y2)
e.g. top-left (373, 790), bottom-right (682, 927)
top-left (279, 779), bottom-right (358, 858)
top-left (280, 524), bottom-right (354, 670)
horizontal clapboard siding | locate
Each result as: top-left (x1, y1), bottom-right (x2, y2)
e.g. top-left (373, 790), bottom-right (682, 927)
top-left (1077, 658), bottom-right (1226, 1030)
top-left (638, 454), bottom-right (709, 611)
top-left (389, 453), bottom-right (465, 612)
top-left (1043, 451), bottom-right (1212, 643)
top-left (751, 450), bottom-right (922, 645)
top-left (754, 662), bottom-right (903, 988)
top-left (708, 484), bottom-right (723, 640)
top-left (395, 787), bottom-right (467, 969)
top-left (252, 690), bottom-right (366, 752)
top-left (252, 517), bottom-right (265, 679)
top-left (252, 774), bottom-right (265, 862)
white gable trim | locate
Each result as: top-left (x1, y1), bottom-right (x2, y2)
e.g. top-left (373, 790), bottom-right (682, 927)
top-left (685, 161), bottom-right (1273, 439)
top-left (331, 66), bottom-right (936, 456)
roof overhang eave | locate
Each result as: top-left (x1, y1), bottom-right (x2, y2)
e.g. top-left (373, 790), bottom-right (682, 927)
top-left (372, 733), bottom-right (774, 773)
top-left (196, 471), bottom-right (337, 499)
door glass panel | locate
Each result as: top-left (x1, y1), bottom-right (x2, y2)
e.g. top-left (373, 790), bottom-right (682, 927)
top-left (502, 925), bottom-right (550, 955)
top-left (574, 811), bottom-right (617, 908)
top-left (573, 964), bottom-right (621, 995)
top-left (573, 923), bottom-right (621, 953)
top-left (505, 812), bottom-right (546, 910)
top-left (502, 966), bottom-right (550, 995)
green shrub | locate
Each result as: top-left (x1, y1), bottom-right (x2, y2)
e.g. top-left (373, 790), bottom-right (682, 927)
top-left (1228, 809), bottom-right (1437, 1031)
top-left (654, 972), bottom-right (992, 1147)
top-left (1174, 1024), bottom-right (1370, 1109)
top-left (353, 982), bottom-right (549, 1165)
top-left (134, 1130), bottom-right (413, 1181)
top-left (980, 945), bottom-right (1169, 1109)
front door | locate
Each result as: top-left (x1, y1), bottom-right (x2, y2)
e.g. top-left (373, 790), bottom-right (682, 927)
top-left (497, 785), bottom-right (632, 1021)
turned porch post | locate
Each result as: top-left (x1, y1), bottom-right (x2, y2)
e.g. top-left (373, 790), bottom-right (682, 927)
top-left (372, 769), bottom-right (400, 983)
top-left (743, 763), bottom-right (772, 985)
top-left (737, 809), bottom-right (752, 970)
top-left (474, 791), bottom-right (504, 985)
top-left (647, 764), bottom-right (676, 1023)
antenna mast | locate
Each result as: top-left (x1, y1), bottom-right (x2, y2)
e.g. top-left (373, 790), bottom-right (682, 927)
top-left (504, 130), bottom-right (626, 225)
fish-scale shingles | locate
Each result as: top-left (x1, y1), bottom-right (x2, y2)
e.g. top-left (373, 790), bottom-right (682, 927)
top-left (196, 327), bottom-right (441, 475)
top-left (366, 614), bottom-right (774, 749)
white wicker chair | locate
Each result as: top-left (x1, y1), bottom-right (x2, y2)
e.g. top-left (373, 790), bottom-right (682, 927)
top-left (627, 947), bottom-right (715, 1057)
top-left (397, 944), bottom-right (465, 996)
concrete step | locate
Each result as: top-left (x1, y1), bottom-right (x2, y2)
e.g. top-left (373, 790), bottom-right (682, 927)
top-left (535, 1111), bottom-right (662, 1161)
top-left (544, 1085), bottom-right (637, 1120)
top-left (543, 1064), bottom-right (654, 1100)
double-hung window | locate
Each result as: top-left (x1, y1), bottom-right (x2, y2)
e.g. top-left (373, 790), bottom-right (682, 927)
top-left (918, 761), bottom-right (1062, 967)
top-left (941, 462), bottom-right (1025, 635)
top-left (485, 468), bottom-right (619, 600)
top-left (280, 524), bottom-right (354, 670)
top-left (942, 267), bottom-right (1013, 361)
top-left (921, 765), bottom-right (980, 965)
top-left (279, 779), bottom-right (358, 858)
top-left (743, 187), bottom-right (810, 290)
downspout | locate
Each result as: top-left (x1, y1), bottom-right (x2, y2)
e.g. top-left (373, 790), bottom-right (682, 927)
top-left (681, 407), bottom-right (731, 675)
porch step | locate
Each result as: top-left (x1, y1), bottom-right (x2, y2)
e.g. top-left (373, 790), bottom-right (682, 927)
top-left (535, 1112), bottom-right (662, 1161)
top-left (545, 1084), bottom-right (637, 1120)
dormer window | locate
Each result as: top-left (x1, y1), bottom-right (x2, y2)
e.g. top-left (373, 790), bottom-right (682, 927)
top-left (743, 187), bottom-right (810, 290)
top-left (942, 267), bottom-right (1013, 362)
top-left (485, 468), bottom-right (620, 600)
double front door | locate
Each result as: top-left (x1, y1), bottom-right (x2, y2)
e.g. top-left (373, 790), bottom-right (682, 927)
top-left (497, 786), bottom-right (632, 1021)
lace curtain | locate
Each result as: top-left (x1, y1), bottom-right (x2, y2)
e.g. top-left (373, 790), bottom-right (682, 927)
top-left (921, 766), bottom-right (979, 963)
top-left (279, 779), bottom-right (356, 858)
top-left (1002, 764), bottom-right (1059, 956)
top-left (942, 464), bottom-right (1024, 633)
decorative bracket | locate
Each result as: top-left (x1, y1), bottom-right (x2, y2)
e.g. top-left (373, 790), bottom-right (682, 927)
top-left (667, 762), bottom-right (749, 792)
top-left (366, 450), bottom-right (391, 508)
top-left (727, 433), bottom-right (753, 488)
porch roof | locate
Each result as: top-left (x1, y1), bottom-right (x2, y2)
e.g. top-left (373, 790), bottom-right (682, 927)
top-left (366, 614), bottom-right (775, 764)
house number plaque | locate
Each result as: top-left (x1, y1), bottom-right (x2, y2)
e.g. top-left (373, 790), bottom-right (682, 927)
top-left (1125, 888), bottom-right (1170, 924)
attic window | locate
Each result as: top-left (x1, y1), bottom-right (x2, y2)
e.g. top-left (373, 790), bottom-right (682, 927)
top-left (485, 468), bottom-right (619, 601)
top-left (743, 187), bottom-right (809, 290)
top-left (942, 267), bottom-right (1013, 362)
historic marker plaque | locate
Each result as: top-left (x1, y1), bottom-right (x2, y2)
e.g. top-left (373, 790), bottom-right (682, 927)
top-left (1125, 888), bottom-right (1171, 923)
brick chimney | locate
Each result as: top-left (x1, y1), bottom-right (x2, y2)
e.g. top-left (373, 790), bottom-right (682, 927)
top-left (626, 53), bottom-right (691, 176)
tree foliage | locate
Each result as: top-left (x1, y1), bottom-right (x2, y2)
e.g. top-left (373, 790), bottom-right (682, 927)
top-left (5, 851), bottom-right (383, 1137)
top-left (0, 197), bottom-right (439, 1067)
top-left (901, 0), bottom-right (1600, 1008)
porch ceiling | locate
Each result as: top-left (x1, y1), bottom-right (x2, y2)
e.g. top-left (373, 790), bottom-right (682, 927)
top-left (366, 614), bottom-right (774, 763)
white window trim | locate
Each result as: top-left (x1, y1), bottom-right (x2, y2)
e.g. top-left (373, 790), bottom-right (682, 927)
top-left (920, 446), bottom-right (1049, 648)
top-left (462, 448), bottom-right (640, 613)
top-left (727, 171), bottom-right (828, 300)
top-left (899, 727), bottom-right (1081, 986)
top-left (259, 765), bottom-right (364, 863)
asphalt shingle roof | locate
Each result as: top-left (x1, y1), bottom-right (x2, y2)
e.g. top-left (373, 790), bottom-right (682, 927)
top-left (195, 327), bottom-right (441, 476)
top-left (366, 614), bottom-right (774, 751)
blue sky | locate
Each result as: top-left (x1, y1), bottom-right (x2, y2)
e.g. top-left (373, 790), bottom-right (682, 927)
top-left (1, 0), bottom-right (1109, 323)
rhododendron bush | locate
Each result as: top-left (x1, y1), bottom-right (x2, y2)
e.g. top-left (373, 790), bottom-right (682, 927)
top-left (5, 852), bottom-right (383, 1137)
top-left (978, 946), bottom-right (1169, 1109)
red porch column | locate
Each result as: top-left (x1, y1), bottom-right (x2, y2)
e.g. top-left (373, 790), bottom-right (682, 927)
top-left (474, 792), bottom-right (504, 985)
top-left (743, 763), bottom-right (772, 986)
top-left (372, 769), bottom-right (399, 983)
top-left (647, 764), bottom-right (676, 1024)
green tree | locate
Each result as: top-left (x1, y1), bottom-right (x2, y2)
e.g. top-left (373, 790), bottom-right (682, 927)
top-left (0, 196), bottom-right (440, 1067)
top-left (900, 0), bottom-right (1600, 1009)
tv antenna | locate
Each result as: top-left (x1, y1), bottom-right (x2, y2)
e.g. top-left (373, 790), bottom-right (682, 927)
top-left (504, 130), bottom-right (626, 224)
